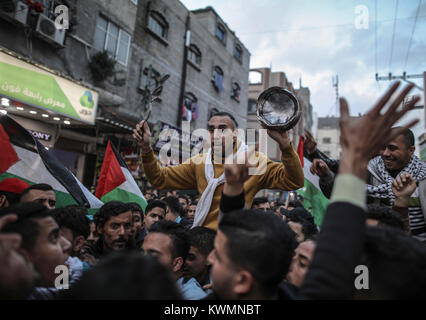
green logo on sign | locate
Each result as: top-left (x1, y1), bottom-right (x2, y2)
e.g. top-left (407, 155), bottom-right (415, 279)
top-left (80, 91), bottom-right (94, 109)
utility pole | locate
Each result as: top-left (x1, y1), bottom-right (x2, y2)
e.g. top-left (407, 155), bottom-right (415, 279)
top-left (375, 72), bottom-right (424, 109)
top-left (177, 14), bottom-right (191, 127)
top-left (332, 75), bottom-right (339, 116)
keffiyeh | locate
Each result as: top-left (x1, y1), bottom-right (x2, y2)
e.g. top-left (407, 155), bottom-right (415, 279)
top-left (367, 155), bottom-right (426, 203)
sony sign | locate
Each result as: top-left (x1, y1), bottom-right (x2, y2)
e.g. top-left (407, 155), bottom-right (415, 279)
top-left (28, 130), bottom-right (52, 141)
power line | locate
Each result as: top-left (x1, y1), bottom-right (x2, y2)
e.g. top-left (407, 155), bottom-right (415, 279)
top-left (404, 0), bottom-right (422, 71)
top-left (389, 0), bottom-right (399, 71)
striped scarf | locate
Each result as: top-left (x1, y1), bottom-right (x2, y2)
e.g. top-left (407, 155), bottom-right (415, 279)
top-left (367, 155), bottom-right (426, 204)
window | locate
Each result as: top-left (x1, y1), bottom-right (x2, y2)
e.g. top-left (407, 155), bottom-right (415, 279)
top-left (148, 11), bottom-right (168, 39)
top-left (216, 23), bottom-right (226, 42)
top-left (188, 44), bottom-right (201, 66)
top-left (231, 82), bottom-right (241, 102)
top-left (234, 45), bottom-right (242, 61)
top-left (130, 0), bottom-right (138, 5)
top-left (248, 99), bottom-right (257, 113)
top-left (323, 137), bottom-right (331, 144)
top-left (249, 71), bottom-right (262, 84)
top-left (94, 16), bottom-right (131, 65)
top-left (212, 66), bottom-right (224, 92)
top-left (182, 93), bottom-right (198, 122)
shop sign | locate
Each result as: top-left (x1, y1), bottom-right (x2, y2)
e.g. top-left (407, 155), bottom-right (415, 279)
top-left (28, 129), bottom-right (52, 141)
top-left (0, 51), bottom-right (98, 124)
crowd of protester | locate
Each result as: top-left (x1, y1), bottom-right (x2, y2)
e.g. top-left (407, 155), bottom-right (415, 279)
top-left (1, 82), bottom-right (426, 300)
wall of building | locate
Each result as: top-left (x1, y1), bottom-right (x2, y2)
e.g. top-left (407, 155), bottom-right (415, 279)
top-left (0, 0), bottom-right (251, 187)
top-left (316, 128), bottom-right (341, 159)
top-left (316, 117), bottom-right (341, 159)
top-left (130, 3), bottom-right (250, 129)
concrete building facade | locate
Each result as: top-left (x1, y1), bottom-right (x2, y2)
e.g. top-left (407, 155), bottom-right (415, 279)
top-left (0, 0), bottom-right (250, 188)
top-left (316, 117), bottom-right (341, 160)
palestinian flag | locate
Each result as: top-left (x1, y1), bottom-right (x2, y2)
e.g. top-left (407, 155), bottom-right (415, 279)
top-left (295, 136), bottom-right (329, 226)
top-left (95, 141), bottom-right (147, 211)
top-left (0, 115), bottom-right (103, 210)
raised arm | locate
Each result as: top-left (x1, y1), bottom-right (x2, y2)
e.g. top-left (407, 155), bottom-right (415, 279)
top-left (133, 120), bottom-right (196, 190)
top-left (258, 125), bottom-right (304, 190)
top-left (304, 130), bottom-right (340, 174)
top-left (218, 150), bottom-right (255, 221)
top-left (392, 172), bottom-right (416, 234)
top-left (299, 82), bottom-right (420, 299)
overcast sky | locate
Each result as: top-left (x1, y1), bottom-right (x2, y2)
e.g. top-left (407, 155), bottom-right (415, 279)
top-left (181, 0), bottom-right (426, 148)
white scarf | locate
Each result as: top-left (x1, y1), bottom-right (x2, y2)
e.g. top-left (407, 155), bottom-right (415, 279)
top-left (192, 142), bottom-right (247, 227)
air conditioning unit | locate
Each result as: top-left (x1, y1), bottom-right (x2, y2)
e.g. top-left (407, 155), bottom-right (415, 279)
top-left (0, 0), bottom-right (29, 25)
top-left (35, 14), bottom-right (66, 46)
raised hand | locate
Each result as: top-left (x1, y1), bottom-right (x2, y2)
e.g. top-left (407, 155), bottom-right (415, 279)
top-left (392, 172), bottom-right (417, 207)
top-left (304, 130), bottom-right (317, 154)
top-left (0, 214), bottom-right (21, 251)
top-left (223, 148), bottom-right (257, 196)
top-left (133, 121), bottom-right (152, 153)
top-left (310, 159), bottom-right (331, 178)
top-left (260, 123), bottom-right (291, 150)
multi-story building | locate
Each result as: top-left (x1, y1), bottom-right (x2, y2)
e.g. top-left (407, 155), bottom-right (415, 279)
top-left (247, 67), bottom-right (313, 199)
top-left (0, 0), bottom-right (250, 188)
top-left (316, 117), bottom-right (341, 160)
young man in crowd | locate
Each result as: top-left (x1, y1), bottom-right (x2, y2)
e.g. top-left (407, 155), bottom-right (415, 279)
top-left (139, 199), bottom-right (167, 242)
top-left (183, 227), bottom-right (216, 290)
top-left (134, 111), bottom-right (304, 230)
top-left (297, 82), bottom-right (426, 299)
top-left (86, 217), bottom-right (99, 246)
top-left (186, 201), bottom-right (197, 223)
top-left (286, 237), bottom-right (317, 290)
top-left (85, 201), bottom-right (134, 260)
top-left (206, 209), bottom-right (298, 300)
top-left (306, 124), bottom-right (426, 242)
top-left (280, 207), bottom-right (317, 242)
top-left (164, 196), bottom-right (192, 228)
top-left (252, 196), bottom-right (271, 211)
top-left (51, 205), bottom-right (90, 259)
top-left (20, 184), bottom-right (56, 210)
top-left (142, 220), bottom-right (207, 300)
top-left (0, 203), bottom-right (82, 299)
top-left (178, 194), bottom-right (189, 215)
top-left (0, 178), bottom-right (30, 208)
top-left (127, 202), bottom-right (145, 248)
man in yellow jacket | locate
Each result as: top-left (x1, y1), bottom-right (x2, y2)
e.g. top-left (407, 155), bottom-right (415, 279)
top-left (133, 112), bottom-right (304, 231)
